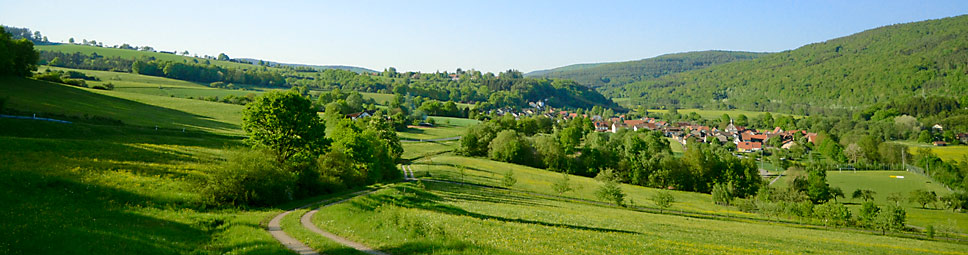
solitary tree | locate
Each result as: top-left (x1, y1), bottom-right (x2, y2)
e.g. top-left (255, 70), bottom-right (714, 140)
top-left (652, 191), bottom-right (676, 212)
top-left (887, 192), bottom-right (905, 206)
top-left (594, 169), bottom-right (625, 206)
top-left (852, 189), bottom-right (876, 202)
top-left (909, 189), bottom-right (937, 209)
top-left (858, 201), bottom-right (880, 227)
top-left (874, 205), bottom-right (907, 234)
top-left (551, 172), bottom-right (573, 195)
top-left (502, 169), bottom-right (517, 191)
top-left (712, 182), bottom-right (733, 206)
top-left (242, 91), bottom-right (328, 163)
top-left (830, 187), bottom-right (845, 202)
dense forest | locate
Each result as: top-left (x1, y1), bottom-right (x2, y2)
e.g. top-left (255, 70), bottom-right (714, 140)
top-left (527, 50), bottom-right (765, 88)
top-left (608, 15), bottom-right (968, 115)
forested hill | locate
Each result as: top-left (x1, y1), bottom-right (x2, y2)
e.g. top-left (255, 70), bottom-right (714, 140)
top-left (612, 15), bottom-right (968, 114)
top-left (525, 51), bottom-right (766, 88)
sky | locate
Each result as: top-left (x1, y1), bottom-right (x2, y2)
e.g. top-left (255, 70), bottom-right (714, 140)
top-left (2, 0), bottom-right (967, 73)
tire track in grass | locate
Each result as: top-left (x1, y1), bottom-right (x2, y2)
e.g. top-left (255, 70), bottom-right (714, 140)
top-left (269, 190), bottom-right (381, 255)
top-left (301, 191), bottom-right (388, 255)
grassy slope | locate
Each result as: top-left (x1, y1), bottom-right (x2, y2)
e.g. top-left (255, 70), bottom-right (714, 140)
top-left (1, 76), bottom-right (243, 135)
top-left (309, 180), bottom-right (968, 254)
top-left (0, 119), bottom-right (292, 255)
top-left (0, 75), bottom-right (300, 254)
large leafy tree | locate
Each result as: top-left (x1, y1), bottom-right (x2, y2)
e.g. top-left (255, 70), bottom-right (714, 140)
top-left (0, 27), bottom-right (39, 77)
top-left (242, 91), bottom-right (328, 163)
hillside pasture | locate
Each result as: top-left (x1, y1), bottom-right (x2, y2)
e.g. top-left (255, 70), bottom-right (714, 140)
top-left (0, 119), bottom-right (292, 255)
top-left (307, 180), bottom-right (968, 254)
top-left (0, 76), bottom-right (243, 135)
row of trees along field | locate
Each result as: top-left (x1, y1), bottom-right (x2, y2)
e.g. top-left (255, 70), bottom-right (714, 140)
top-left (35, 47), bottom-right (619, 112)
top-left (205, 91), bottom-right (402, 206)
top-left (291, 68), bottom-right (620, 111)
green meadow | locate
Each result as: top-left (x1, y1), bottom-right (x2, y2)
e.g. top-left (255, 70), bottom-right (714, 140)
top-left (4, 72), bottom-right (967, 254)
top-left (828, 171), bottom-right (968, 234)
top-left (305, 181), bottom-right (968, 254)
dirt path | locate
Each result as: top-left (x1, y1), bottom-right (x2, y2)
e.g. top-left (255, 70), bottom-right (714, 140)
top-left (268, 211), bottom-right (319, 255)
top-left (268, 190), bottom-right (384, 255)
top-left (301, 195), bottom-right (388, 255)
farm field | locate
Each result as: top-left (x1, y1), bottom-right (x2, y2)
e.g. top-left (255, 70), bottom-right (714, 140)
top-left (401, 141), bottom-right (458, 160)
top-left (0, 76), bottom-right (243, 135)
top-left (306, 180), bottom-right (968, 254)
top-left (397, 124), bottom-right (469, 140)
top-left (896, 140), bottom-right (968, 163)
top-left (827, 171), bottom-right (968, 233)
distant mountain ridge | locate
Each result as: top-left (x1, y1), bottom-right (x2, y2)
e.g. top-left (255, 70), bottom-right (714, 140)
top-left (613, 14), bottom-right (968, 114)
top-left (525, 51), bottom-right (767, 88)
top-left (236, 58), bottom-right (376, 73)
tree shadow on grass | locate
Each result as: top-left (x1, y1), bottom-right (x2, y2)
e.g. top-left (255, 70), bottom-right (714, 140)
top-left (350, 183), bottom-right (640, 236)
top-left (0, 170), bottom-right (220, 255)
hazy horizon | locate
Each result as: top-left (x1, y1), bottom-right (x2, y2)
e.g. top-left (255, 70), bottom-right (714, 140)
top-left (3, 0), bottom-right (967, 73)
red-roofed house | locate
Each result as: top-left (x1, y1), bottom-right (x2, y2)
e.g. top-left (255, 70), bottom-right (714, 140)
top-left (737, 142), bottom-right (763, 152)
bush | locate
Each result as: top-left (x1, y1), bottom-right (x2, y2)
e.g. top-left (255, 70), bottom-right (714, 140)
top-left (34, 72), bottom-right (64, 83)
top-left (595, 169), bottom-right (625, 206)
top-left (203, 149), bottom-right (296, 207)
top-left (62, 78), bottom-right (87, 87)
top-left (712, 182), bottom-right (733, 206)
top-left (736, 198), bottom-right (757, 213)
top-left (91, 83), bottom-right (114, 90)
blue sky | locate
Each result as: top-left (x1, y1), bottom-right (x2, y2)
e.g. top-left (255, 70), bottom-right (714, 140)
top-left (2, 0), bottom-right (967, 72)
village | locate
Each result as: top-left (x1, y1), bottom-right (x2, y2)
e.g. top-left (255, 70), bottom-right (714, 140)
top-left (486, 101), bottom-right (820, 154)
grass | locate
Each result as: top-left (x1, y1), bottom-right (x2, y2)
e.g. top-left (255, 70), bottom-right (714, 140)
top-left (308, 181), bottom-right (968, 254)
top-left (397, 122), bottom-right (470, 140)
top-left (895, 141), bottom-right (968, 163)
top-left (360, 92), bottom-right (394, 105)
top-left (0, 118), bottom-right (292, 254)
top-left (0, 76), bottom-right (243, 135)
top-left (827, 170), bottom-right (968, 233)
top-left (411, 155), bottom-right (753, 218)
top-left (402, 141), bottom-right (459, 160)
